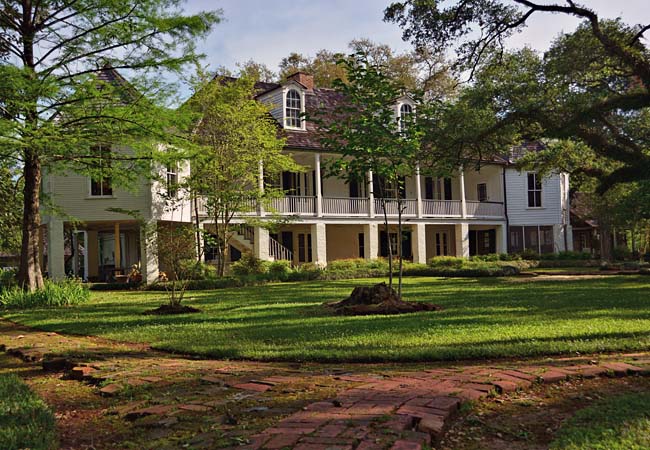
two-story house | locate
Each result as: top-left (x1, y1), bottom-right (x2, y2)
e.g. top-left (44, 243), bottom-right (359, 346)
top-left (41, 70), bottom-right (572, 284)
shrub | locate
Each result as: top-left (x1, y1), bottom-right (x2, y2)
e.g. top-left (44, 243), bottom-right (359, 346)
top-left (287, 262), bottom-right (323, 281)
top-left (613, 246), bottom-right (632, 261)
top-left (0, 374), bottom-right (57, 450)
top-left (180, 260), bottom-right (218, 280)
top-left (0, 278), bottom-right (90, 309)
top-left (267, 260), bottom-right (292, 280)
top-left (0, 268), bottom-right (17, 291)
top-left (89, 282), bottom-right (142, 291)
top-left (428, 256), bottom-right (464, 268)
top-left (519, 248), bottom-right (540, 260)
top-left (147, 277), bottom-right (243, 291)
top-left (231, 253), bottom-right (269, 276)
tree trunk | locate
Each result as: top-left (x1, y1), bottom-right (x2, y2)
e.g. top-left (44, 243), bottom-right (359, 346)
top-left (397, 203), bottom-right (403, 300)
top-left (18, 150), bottom-right (45, 291)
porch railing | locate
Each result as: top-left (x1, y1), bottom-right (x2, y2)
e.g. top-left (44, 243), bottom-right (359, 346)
top-left (269, 196), bottom-right (316, 215)
top-left (269, 236), bottom-right (293, 262)
top-left (374, 199), bottom-right (418, 217)
top-left (422, 200), bottom-right (462, 217)
top-left (466, 201), bottom-right (504, 218)
top-left (322, 197), bottom-right (369, 216)
top-left (195, 196), bottom-right (504, 219)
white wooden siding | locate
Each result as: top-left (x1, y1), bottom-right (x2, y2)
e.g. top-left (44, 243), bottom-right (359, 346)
top-left (45, 171), bottom-right (153, 222)
top-left (505, 169), bottom-right (563, 225)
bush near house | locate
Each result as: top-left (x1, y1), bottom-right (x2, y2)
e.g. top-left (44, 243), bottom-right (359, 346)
top-left (0, 278), bottom-right (90, 309)
top-left (0, 268), bottom-right (17, 291)
top-left (0, 374), bottom-right (57, 450)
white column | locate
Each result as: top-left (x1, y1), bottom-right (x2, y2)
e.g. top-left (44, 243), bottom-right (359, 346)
top-left (553, 224), bottom-right (573, 253)
top-left (455, 223), bottom-right (470, 258)
top-left (368, 170), bottom-right (375, 218)
top-left (253, 226), bottom-right (270, 260)
top-left (415, 165), bottom-right (423, 218)
top-left (315, 153), bottom-right (323, 217)
top-left (566, 224), bottom-right (574, 251)
top-left (139, 221), bottom-right (159, 284)
top-left (363, 223), bottom-right (379, 260)
top-left (310, 222), bottom-right (327, 266)
top-left (459, 165), bottom-right (467, 219)
top-left (47, 217), bottom-right (65, 280)
top-left (412, 223), bottom-right (427, 264)
top-left (497, 224), bottom-right (508, 254)
top-left (258, 160), bottom-right (266, 217)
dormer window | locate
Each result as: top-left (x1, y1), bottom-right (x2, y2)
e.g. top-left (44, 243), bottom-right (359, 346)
top-left (399, 103), bottom-right (413, 131)
top-left (285, 89), bottom-right (302, 128)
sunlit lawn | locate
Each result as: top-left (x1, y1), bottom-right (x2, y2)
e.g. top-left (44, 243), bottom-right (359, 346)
top-left (4, 276), bottom-right (650, 362)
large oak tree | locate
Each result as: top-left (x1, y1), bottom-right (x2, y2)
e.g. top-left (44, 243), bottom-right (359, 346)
top-left (385, 1), bottom-right (650, 193)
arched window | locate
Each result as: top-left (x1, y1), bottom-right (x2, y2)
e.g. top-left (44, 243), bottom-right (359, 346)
top-left (399, 103), bottom-right (413, 131)
top-left (285, 89), bottom-right (302, 128)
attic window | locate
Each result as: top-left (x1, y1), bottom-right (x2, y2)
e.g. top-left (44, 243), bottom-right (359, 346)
top-left (285, 89), bottom-right (302, 128)
top-left (399, 103), bottom-right (413, 131)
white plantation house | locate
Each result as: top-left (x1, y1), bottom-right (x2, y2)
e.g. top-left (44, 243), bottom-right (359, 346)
top-left (41, 70), bottom-right (572, 284)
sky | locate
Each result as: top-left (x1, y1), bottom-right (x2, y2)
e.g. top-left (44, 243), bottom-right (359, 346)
top-left (184, 0), bottom-right (650, 75)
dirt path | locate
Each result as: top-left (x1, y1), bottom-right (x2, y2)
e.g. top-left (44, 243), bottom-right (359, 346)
top-left (2, 319), bottom-right (650, 449)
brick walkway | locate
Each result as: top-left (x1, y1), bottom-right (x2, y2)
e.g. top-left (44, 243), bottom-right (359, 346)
top-left (2, 319), bottom-right (650, 449)
top-left (243, 360), bottom-right (650, 450)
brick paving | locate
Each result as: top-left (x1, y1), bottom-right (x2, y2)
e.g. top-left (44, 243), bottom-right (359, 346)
top-left (244, 360), bottom-right (650, 449)
top-left (3, 319), bottom-right (650, 449)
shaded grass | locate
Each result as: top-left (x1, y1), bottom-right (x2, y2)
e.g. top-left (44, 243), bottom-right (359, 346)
top-left (4, 276), bottom-right (650, 362)
top-left (551, 392), bottom-right (650, 450)
top-left (0, 373), bottom-right (57, 450)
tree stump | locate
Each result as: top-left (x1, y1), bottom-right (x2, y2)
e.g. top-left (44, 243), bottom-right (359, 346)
top-left (326, 282), bottom-right (442, 316)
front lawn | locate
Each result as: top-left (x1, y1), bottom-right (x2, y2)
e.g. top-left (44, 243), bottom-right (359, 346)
top-left (4, 276), bottom-right (650, 362)
top-left (551, 392), bottom-right (650, 450)
top-left (0, 373), bottom-right (57, 450)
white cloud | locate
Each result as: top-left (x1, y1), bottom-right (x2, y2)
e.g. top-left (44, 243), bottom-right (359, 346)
top-left (184, 0), bottom-right (650, 72)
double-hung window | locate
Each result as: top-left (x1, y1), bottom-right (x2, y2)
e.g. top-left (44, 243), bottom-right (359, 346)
top-left (166, 164), bottom-right (178, 197)
top-left (90, 146), bottom-right (113, 197)
top-left (285, 89), bottom-right (302, 128)
top-left (477, 183), bottom-right (488, 202)
top-left (527, 172), bottom-right (542, 207)
top-left (399, 103), bottom-right (413, 132)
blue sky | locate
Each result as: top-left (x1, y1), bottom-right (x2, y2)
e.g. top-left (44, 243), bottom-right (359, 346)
top-left (184, 0), bottom-right (650, 75)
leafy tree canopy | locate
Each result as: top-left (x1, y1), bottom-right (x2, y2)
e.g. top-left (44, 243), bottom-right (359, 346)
top-left (1, 0), bottom-right (220, 289)
top-left (386, 1), bottom-right (650, 193)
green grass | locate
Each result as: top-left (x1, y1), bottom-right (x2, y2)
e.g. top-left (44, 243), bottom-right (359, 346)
top-left (4, 276), bottom-right (650, 362)
top-left (0, 374), bottom-right (57, 450)
top-left (551, 392), bottom-right (650, 450)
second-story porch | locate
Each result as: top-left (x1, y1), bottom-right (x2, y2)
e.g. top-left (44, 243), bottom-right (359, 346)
top-left (196, 151), bottom-right (506, 221)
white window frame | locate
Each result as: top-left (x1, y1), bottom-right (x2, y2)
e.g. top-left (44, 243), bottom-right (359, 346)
top-left (166, 163), bottom-right (178, 197)
top-left (284, 87), bottom-right (305, 130)
top-left (477, 183), bottom-right (488, 202)
top-left (88, 147), bottom-right (113, 198)
top-left (527, 172), bottom-right (543, 208)
top-left (399, 102), bottom-right (414, 132)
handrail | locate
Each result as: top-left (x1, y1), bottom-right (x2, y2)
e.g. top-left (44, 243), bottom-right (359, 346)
top-left (269, 236), bottom-right (293, 263)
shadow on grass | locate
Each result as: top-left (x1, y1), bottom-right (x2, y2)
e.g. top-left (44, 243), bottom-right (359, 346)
top-left (4, 276), bottom-right (650, 362)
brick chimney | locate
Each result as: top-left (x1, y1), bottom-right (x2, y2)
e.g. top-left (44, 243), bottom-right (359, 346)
top-left (287, 72), bottom-right (314, 90)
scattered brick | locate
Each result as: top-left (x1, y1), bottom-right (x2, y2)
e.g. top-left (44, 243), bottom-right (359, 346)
top-left (125, 404), bottom-right (175, 420)
top-left (390, 440), bottom-right (422, 450)
top-left (233, 382), bottom-right (272, 392)
top-left (263, 433), bottom-right (300, 449)
top-left (99, 383), bottom-right (122, 397)
top-left (539, 369), bottom-right (570, 384)
top-left (177, 404), bottom-right (212, 412)
top-left (42, 357), bottom-right (73, 372)
top-left (69, 366), bottom-right (95, 380)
